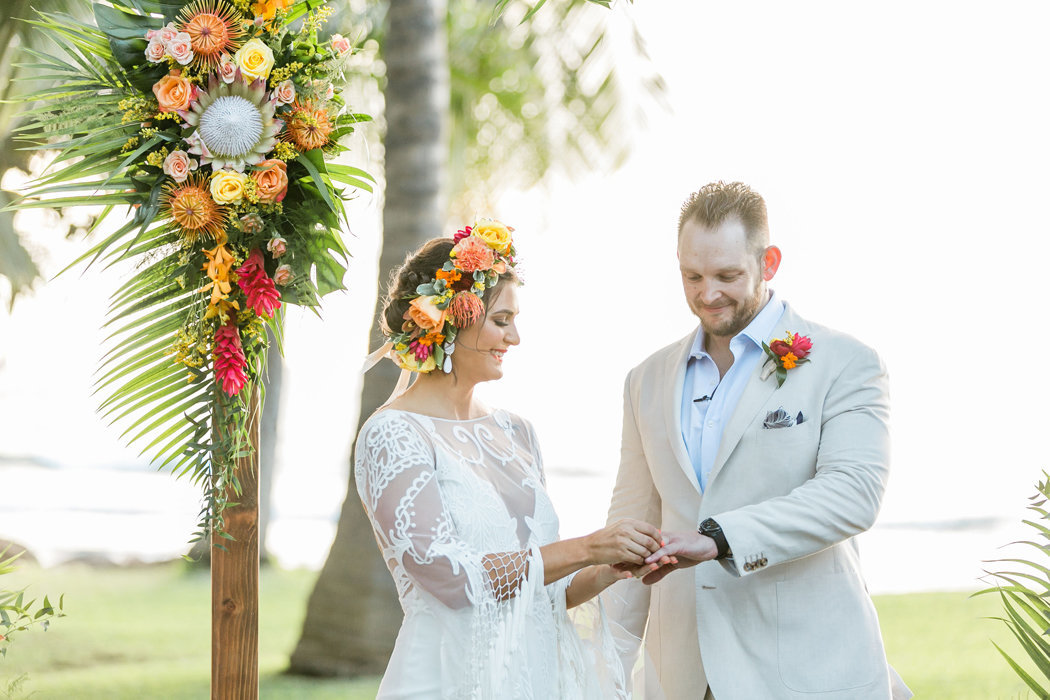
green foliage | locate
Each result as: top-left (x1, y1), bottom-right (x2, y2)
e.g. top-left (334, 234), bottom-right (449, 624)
top-left (976, 471), bottom-right (1050, 697)
top-left (0, 547), bottom-right (64, 660)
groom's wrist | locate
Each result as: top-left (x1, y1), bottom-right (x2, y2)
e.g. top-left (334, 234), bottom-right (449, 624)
top-left (698, 518), bottom-right (731, 560)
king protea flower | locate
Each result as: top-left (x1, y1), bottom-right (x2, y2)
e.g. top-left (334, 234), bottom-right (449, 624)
top-left (177, 0), bottom-right (245, 69)
top-left (213, 322), bottom-right (248, 395)
top-left (235, 248), bottom-right (281, 318)
top-left (182, 73), bottom-right (283, 172)
top-left (162, 173), bottom-right (226, 242)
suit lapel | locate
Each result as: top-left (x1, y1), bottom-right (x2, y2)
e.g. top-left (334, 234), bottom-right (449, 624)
top-left (663, 331), bottom-right (701, 494)
top-left (706, 304), bottom-right (807, 487)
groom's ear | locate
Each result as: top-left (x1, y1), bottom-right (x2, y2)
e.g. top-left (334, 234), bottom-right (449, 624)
top-left (761, 246), bottom-right (782, 281)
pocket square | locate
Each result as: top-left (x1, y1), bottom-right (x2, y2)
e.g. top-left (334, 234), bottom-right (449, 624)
top-left (763, 407), bottom-right (805, 429)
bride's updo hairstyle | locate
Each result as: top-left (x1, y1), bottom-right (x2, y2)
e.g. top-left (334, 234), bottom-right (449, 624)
top-left (372, 219), bottom-right (519, 375)
top-left (380, 238), bottom-right (456, 337)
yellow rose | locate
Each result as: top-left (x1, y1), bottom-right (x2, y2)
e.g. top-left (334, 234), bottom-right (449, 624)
top-left (405, 295), bottom-right (446, 331)
top-left (234, 38), bottom-right (275, 82)
top-left (473, 218), bottom-right (513, 254)
top-left (210, 170), bottom-right (249, 204)
top-left (396, 351), bottom-right (436, 373)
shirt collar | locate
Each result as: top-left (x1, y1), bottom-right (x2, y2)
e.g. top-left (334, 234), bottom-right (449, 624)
top-left (689, 289), bottom-right (786, 359)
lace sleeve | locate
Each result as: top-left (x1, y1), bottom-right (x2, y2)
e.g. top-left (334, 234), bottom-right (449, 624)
top-left (356, 412), bottom-right (532, 609)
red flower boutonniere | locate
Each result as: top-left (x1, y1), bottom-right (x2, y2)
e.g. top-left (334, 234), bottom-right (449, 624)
top-left (761, 331), bottom-right (813, 387)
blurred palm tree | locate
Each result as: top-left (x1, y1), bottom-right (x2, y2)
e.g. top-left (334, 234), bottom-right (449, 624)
top-left (0, 0), bottom-right (82, 310)
top-left (289, 0), bottom-right (664, 676)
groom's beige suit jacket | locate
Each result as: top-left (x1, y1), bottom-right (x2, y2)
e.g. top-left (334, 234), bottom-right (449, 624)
top-left (606, 303), bottom-right (900, 699)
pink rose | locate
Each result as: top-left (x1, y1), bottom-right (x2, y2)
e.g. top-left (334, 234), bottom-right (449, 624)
top-left (146, 28), bottom-right (158, 41)
top-left (240, 213), bottom-right (264, 234)
top-left (790, 333), bottom-right (812, 359)
top-left (167, 33), bottom-right (194, 65)
top-left (267, 237), bottom-right (288, 258)
top-left (145, 37), bottom-right (167, 63)
top-left (274, 79), bottom-right (296, 106)
top-left (451, 236), bottom-right (495, 273)
top-left (157, 23), bottom-right (179, 44)
top-left (273, 264), bottom-right (293, 285)
top-left (331, 34), bottom-right (351, 55)
top-left (218, 54), bottom-right (238, 84)
top-left (769, 339), bottom-right (792, 357)
top-left (162, 150), bottom-right (198, 183)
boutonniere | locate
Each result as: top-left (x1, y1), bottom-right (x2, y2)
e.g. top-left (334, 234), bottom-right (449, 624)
top-left (761, 331), bottom-right (813, 387)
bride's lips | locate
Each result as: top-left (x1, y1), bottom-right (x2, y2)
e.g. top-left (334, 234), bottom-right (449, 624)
top-left (491, 349), bottom-right (506, 363)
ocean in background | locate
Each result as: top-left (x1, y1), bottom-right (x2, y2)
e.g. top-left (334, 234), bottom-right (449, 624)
top-left (0, 458), bottom-right (1024, 595)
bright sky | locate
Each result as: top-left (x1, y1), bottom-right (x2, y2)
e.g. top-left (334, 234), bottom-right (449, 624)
top-left (2, 0), bottom-right (1049, 580)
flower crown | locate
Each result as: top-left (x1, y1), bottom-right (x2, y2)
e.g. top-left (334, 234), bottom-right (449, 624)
top-left (389, 218), bottom-right (517, 373)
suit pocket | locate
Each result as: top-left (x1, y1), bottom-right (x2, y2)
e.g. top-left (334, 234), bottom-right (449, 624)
top-left (756, 420), bottom-right (816, 449)
top-left (776, 572), bottom-right (882, 693)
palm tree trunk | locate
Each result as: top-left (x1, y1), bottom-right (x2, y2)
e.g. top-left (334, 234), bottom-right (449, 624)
top-left (288, 0), bottom-right (448, 676)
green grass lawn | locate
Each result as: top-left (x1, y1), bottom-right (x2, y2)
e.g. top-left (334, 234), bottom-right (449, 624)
top-left (0, 563), bottom-right (1036, 699)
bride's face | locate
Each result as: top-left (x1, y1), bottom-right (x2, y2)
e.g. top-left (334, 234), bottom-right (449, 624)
top-left (452, 283), bottom-right (520, 383)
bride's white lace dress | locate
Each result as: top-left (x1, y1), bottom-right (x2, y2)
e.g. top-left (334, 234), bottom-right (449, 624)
top-left (355, 408), bottom-right (629, 699)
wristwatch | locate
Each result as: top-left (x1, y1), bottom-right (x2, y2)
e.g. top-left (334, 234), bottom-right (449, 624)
top-left (698, 518), bottom-right (731, 560)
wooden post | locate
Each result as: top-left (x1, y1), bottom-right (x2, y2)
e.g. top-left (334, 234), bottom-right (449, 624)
top-left (212, 386), bottom-right (261, 699)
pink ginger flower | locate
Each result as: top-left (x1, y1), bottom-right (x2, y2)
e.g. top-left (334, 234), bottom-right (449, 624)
top-left (235, 249), bottom-right (281, 318)
top-left (214, 323), bottom-right (248, 395)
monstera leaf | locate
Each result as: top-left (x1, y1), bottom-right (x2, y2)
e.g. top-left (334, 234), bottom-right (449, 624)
top-left (93, 3), bottom-right (166, 94)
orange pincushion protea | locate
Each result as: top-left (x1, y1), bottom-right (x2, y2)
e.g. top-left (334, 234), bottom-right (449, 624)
top-left (163, 174), bottom-right (226, 242)
top-left (284, 101), bottom-right (334, 151)
top-left (447, 291), bottom-right (485, 328)
top-left (178, 0), bottom-right (244, 67)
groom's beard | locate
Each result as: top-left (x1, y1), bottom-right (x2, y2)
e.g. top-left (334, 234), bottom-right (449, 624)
top-left (695, 282), bottom-right (766, 339)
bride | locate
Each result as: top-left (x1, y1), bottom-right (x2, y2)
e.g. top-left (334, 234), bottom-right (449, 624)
top-left (356, 220), bottom-right (669, 699)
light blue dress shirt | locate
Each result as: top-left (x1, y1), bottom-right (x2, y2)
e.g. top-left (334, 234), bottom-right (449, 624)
top-left (680, 291), bottom-right (785, 491)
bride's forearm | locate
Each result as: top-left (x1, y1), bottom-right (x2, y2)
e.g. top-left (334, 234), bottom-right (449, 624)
top-left (565, 565), bottom-right (619, 609)
top-left (539, 536), bottom-right (593, 585)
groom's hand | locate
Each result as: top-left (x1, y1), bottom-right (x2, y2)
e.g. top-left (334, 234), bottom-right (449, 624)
top-left (635, 531), bottom-right (719, 585)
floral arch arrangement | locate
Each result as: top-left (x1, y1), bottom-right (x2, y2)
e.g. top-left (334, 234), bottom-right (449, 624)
top-left (11, 0), bottom-right (372, 538)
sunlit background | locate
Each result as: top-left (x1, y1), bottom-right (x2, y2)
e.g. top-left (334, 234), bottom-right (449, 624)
top-left (2, 0), bottom-right (1049, 598)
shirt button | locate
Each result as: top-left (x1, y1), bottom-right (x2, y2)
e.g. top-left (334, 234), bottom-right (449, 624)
top-left (707, 421), bottom-right (715, 428)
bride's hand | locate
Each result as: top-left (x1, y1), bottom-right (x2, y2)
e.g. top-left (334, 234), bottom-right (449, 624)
top-left (584, 519), bottom-right (663, 566)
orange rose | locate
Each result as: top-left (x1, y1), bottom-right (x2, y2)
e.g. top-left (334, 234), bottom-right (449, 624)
top-left (405, 295), bottom-right (446, 331)
top-left (153, 71), bottom-right (195, 113)
top-left (251, 159), bottom-right (288, 203)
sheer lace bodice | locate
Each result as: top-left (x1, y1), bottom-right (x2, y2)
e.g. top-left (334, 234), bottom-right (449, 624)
top-left (355, 408), bottom-right (628, 699)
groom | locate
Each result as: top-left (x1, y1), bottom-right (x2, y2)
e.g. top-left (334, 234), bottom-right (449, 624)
top-left (606, 182), bottom-right (909, 699)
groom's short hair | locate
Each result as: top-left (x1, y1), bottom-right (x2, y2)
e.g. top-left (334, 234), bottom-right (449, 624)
top-left (678, 181), bottom-right (770, 258)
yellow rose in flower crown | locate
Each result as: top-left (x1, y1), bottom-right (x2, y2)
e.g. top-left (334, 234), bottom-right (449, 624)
top-left (395, 349), bottom-right (437, 373)
top-left (405, 295), bottom-right (446, 331)
top-left (210, 170), bottom-right (249, 204)
top-left (472, 218), bottom-right (513, 254)
top-left (234, 38), bottom-right (275, 81)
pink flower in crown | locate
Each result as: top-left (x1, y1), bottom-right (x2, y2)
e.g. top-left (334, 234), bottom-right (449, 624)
top-left (452, 235), bottom-right (494, 273)
top-left (453, 225), bottom-right (472, 243)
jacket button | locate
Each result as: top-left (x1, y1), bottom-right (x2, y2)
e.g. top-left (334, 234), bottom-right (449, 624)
top-left (759, 558), bottom-right (768, 567)
top-left (743, 562), bottom-right (752, 572)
